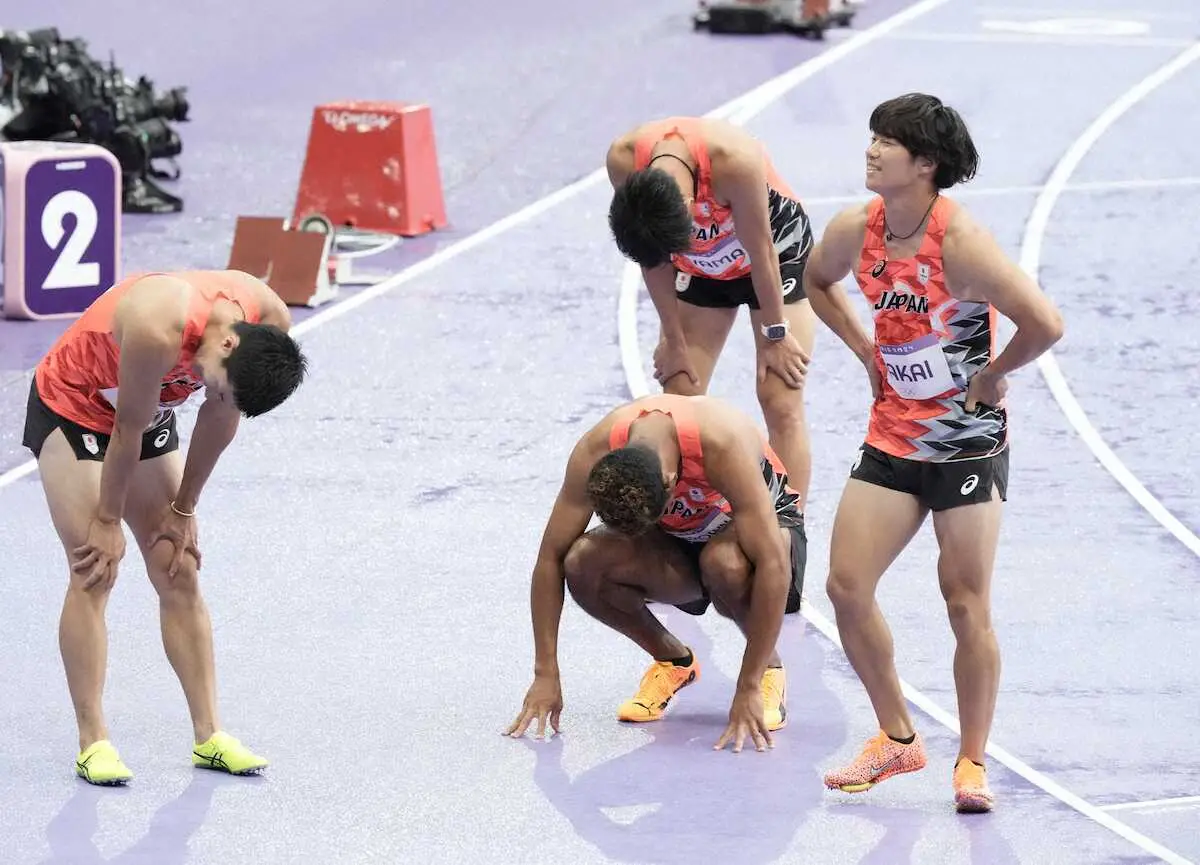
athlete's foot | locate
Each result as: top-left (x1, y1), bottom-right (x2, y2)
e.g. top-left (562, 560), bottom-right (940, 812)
top-left (762, 666), bottom-right (787, 731)
top-left (192, 731), bottom-right (269, 775)
top-left (824, 729), bottom-right (928, 793)
top-left (616, 649), bottom-right (700, 722)
top-left (953, 757), bottom-right (995, 812)
top-left (75, 740), bottom-right (133, 786)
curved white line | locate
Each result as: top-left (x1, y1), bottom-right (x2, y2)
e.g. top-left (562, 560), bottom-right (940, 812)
top-left (615, 36), bottom-right (1198, 865)
top-left (0, 0), bottom-right (953, 495)
top-left (1018, 40), bottom-right (1200, 559)
top-left (618, 262), bottom-right (651, 398)
top-left (0, 0), bottom-right (967, 497)
top-left (0, 458), bottom-right (37, 487)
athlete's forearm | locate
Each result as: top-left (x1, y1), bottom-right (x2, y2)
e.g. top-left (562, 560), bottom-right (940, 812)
top-left (96, 427), bottom-right (144, 523)
top-left (984, 316), bottom-right (1063, 379)
top-left (174, 400), bottom-right (239, 512)
top-left (530, 558), bottom-right (566, 677)
top-left (644, 266), bottom-right (686, 343)
top-left (737, 554), bottom-right (789, 691)
top-left (748, 250), bottom-right (786, 325)
top-left (805, 278), bottom-right (875, 364)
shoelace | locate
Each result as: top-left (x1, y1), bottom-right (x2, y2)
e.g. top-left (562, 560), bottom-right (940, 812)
top-left (861, 732), bottom-right (893, 764)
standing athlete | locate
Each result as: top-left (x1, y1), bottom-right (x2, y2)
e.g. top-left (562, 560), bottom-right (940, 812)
top-left (22, 269), bottom-right (308, 785)
top-left (802, 94), bottom-right (1063, 811)
top-left (504, 393), bottom-right (806, 754)
top-left (606, 117), bottom-right (817, 585)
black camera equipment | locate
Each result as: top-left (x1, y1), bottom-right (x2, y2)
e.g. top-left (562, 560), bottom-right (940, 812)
top-left (0, 26), bottom-right (190, 213)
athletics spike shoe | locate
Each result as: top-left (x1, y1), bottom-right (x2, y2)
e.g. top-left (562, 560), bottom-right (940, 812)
top-left (953, 757), bottom-right (995, 813)
top-left (75, 740), bottom-right (133, 786)
top-left (824, 730), bottom-right (927, 793)
top-left (762, 666), bottom-right (788, 732)
top-left (617, 650), bottom-right (700, 722)
top-left (192, 731), bottom-right (268, 775)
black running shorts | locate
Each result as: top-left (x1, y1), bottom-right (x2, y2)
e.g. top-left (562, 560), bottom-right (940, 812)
top-left (674, 242), bottom-right (809, 310)
top-left (672, 513), bottom-right (807, 616)
top-left (22, 377), bottom-right (180, 462)
top-left (849, 443), bottom-right (1009, 512)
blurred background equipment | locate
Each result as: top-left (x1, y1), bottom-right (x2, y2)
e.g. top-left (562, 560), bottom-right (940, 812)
top-left (0, 26), bottom-right (190, 214)
top-left (693, 0), bottom-right (859, 38)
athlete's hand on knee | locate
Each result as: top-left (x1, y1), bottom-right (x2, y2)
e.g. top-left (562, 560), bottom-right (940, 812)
top-left (757, 332), bottom-right (808, 390)
top-left (505, 675), bottom-right (562, 739)
top-left (713, 686), bottom-right (772, 754)
top-left (149, 506), bottom-right (202, 577)
top-left (964, 365), bottom-right (1007, 414)
top-left (653, 338), bottom-right (700, 389)
top-left (72, 517), bottom-right (127, 591)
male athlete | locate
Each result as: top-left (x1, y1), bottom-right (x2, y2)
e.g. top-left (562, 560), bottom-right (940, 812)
top-left (802, 93), bottom-right (1063, 811)
top-left (606, 117), bottom-right (817, 573)
top-left (504, 393), bottom-right (806, 754)
top-left (22, 269), bottom-right (308, 785)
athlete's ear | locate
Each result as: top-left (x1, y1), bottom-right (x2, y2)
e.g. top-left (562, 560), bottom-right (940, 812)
top-left (915, 154), bottom-right (937, 178)
top-left (220, 331), bottom-right (239, 357)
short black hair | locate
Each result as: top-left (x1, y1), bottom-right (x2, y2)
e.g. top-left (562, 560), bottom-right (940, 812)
top-left (608, 167), bottom-right (693, 268)
top-left (586, 445), bottom-right (668, 536)
top-left (223, 321), bottom-right (308, 417)
top-left (869, 93), bottom-right (979, 189)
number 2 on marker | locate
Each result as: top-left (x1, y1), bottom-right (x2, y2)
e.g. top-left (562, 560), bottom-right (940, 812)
top-left (41, 190), bottom-right (100, 290)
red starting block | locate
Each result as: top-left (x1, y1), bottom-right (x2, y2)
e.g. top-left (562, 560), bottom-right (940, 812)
top-left (290, 100), bottom-right (447, 237)
top-left (226, 214), bottom-right (336, 308)
top-left (227, 99), bottom-right (445, 307)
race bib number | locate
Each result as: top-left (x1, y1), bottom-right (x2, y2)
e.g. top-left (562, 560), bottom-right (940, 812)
top-left (879, 334), bottom-right (955, 400)
top-left (669, 510), bottom-right (731, 544)
top-left (100, 386), bottom-right (182, 429)
top-left (681, 238), bottom-right (749, 278)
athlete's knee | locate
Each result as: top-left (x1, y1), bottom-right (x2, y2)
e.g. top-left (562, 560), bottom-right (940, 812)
top-left (826, 562), bottom-right (874, 613)
top-left (563, 532), bottom-right (623, 603)
top-left (940, 580), bottom-right (992, 636)
top-left (699, 542), bottom-right (752, 612)
top-left (62, 543), bottom-right (118, 600)
top-left (144, 541), bottom-right (201, 601)
top-left (756, 380), bottom-right (807, 431)
top-left (65, 572), bottom-right (115, 602)
top-left (661, 373), bottom-right (705, 397)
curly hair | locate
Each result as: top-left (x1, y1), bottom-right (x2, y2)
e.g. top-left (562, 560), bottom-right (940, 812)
top-left (869, 93), bottom-right (979, 189)
top-left (608, 167), bottom-right (694, 269)
top-left (586, 445), bottom-right (668, 536)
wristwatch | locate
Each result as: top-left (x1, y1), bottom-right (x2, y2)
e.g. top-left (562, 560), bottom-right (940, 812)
top-left (760, 321), bottom-right (789, 342)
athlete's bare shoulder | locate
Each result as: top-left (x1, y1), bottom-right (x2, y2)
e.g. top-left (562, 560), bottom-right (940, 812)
top-left (606, 126), bottom-right (643, 186)
top-left (561, 401), bottom-right (638, 486)
top-left (940, 196), bottom-right (983, 244)
top-left (701, 118), bottom-right (760, 161)
top-left (687, 395), bottom-right (761, 457)
top-left (939, 198), bottom-right (1039, 305)
top-left (112, 273), bottom-right (191, 347)
top-left (585, 399), bottom-right (642, 447)
top-left (223, 269), bottom-right (293, 330)
top-left (829, 200), bottom-right (872, 240)
top-left (807, 201), bottom-right (871, 285)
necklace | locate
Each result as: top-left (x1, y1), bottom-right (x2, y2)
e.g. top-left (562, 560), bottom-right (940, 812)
top-left (885, 194), bottom-right (939, 242)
